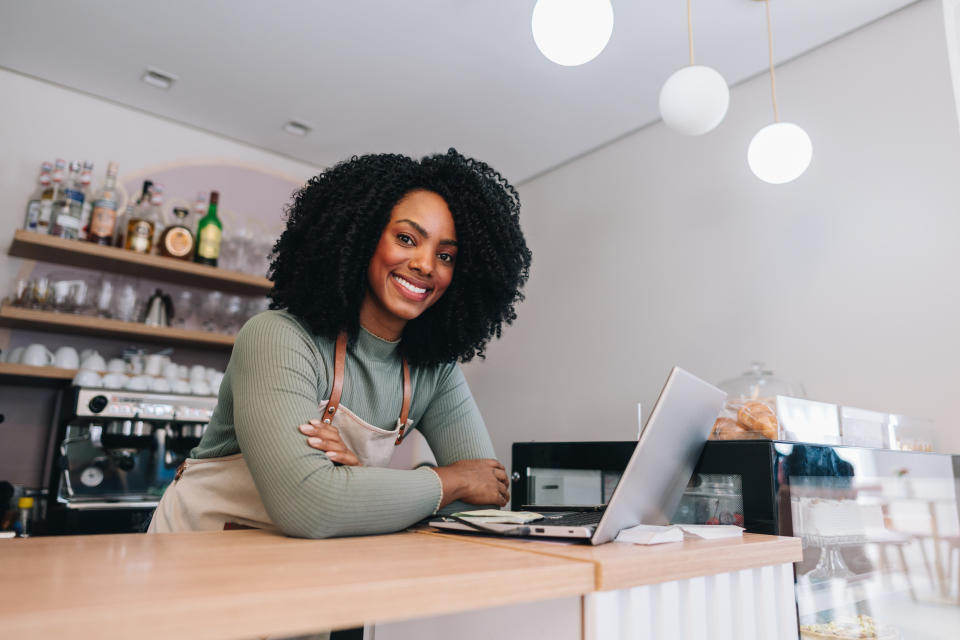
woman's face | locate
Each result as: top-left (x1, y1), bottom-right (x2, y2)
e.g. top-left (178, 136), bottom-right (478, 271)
top-left (359, 189), bottom-right (458, 340)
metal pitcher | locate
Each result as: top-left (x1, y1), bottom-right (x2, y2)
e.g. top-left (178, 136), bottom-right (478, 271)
top-left (142, 289), bottom-right (174, 327)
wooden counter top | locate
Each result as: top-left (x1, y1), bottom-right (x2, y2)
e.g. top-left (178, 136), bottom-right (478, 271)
top-left (1, 528), bottom-right (801, 639)
top-left (0, 529), bottom-right (594, 640)
top-left (418, 530), bottom-right (802, 591)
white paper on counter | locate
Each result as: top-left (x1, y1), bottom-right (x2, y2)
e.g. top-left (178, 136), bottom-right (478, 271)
top-left (677, 524), bottom-right (744, 539)
top-left (615, 524), bottom-right (684, 545)
top-left (615, 524), bottom-right (744, 545)
top-left (450, 509), bottom-right (543, 524)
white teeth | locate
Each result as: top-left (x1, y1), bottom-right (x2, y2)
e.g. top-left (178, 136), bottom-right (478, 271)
top-left (393, 275), bottom-right (426, 294)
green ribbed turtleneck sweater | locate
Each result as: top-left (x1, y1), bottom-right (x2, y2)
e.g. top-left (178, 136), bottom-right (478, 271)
top-left (191, 310), bottom-right (495, 538)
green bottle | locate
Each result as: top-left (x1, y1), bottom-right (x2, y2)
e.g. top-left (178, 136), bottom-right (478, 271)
top-left (194, 190), bottom-right (222, 266)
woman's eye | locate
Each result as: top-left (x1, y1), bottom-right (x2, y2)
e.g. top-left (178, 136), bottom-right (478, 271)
top-left (438, 252), bottom-right (456, 264)
top-left (396, 233), bottom-right (414, 245)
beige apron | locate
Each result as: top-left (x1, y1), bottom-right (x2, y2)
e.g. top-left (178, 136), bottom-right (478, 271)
top-left (148, 331), bottom-right (412, 533)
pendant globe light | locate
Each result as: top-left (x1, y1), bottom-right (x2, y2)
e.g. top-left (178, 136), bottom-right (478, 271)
top-left (659, 0), bottom-right (730, 136)
top-left (747, 0), bottom-right (812, 184)
top-left (531, 0), bottom-right (614, 67)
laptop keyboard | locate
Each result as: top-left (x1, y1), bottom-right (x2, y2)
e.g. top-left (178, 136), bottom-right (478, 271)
top-left (537, 511), bottom-right (603, 526)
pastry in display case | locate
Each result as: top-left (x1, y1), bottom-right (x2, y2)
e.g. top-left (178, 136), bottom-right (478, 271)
top-left (709, 363), bottom-right (933, 451)
top-left (711, 362), bottom-right (805, 441)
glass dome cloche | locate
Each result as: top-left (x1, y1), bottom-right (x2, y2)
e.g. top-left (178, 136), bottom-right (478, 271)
top-left (711, 362), bottom-right (806, 441)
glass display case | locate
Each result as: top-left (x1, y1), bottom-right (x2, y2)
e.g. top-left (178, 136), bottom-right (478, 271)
top-left (511, 441), bottom-right (960, 640)
top-left (697, 441), bottom-right (960, 640)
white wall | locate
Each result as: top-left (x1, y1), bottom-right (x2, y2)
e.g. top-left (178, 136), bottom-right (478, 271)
top-left (463, 0), bottom-right (960, 463)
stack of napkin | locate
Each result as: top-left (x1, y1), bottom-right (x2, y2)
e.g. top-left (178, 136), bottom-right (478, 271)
top-left (615, 523), bottom-right (744, 545)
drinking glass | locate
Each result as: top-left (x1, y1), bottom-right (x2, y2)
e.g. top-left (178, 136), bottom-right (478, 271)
top-left (251, 233), bottom-right (274, 277)
top-left (95, 279), bottom-right (114, 318)
top-left (172, 290), bottom-right (197, 331)
top-left (222, 295), bottom-right (245, 334)
top-left (31, 277), bottom-right (53, 310)
top-left (113, 282), bottom-right (139, 323)
top-left (12, 279), bottom-right (32, 307)
top-left (236, 226), bottom-right (256, 274)
top-left (200, 291), bottom-right (224, 333)
top-left (218, 229), bottom-right (236, 272)
top-left (52, 280), bottom-right (73, 313)
top-left (69, 280), bottom-right (92, 315)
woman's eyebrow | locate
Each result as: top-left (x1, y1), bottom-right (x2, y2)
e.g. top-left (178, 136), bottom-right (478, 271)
top-left (395, 219), bottom-right (458, 246)
top-left (396, 218), bottom-right (429, 236)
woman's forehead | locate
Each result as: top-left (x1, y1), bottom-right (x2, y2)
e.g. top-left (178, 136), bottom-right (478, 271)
top-left (389, 190), bottom-right (456, 238)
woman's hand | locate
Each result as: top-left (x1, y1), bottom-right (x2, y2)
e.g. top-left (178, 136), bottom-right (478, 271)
top-left (299, 419), bottom-right (362, 466)
top-left (431, 459), bottom-right (509, 508)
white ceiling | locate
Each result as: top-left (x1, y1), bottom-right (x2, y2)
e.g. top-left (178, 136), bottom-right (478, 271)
top-left (0, 0), bottom-right (916, 183)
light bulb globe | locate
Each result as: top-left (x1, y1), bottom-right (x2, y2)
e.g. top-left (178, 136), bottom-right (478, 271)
top-left (531, 0), bottom-right (614, 67)
top-left (658, 65), bottom-right (730, 136)
top-left (747, 122), bottom-right (813, 184)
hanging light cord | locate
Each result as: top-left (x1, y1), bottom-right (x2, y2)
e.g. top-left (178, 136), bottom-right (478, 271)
top-left (765, 0), bottom-right (780, 122)
top-left (687, 0), bottom-right (695, 65)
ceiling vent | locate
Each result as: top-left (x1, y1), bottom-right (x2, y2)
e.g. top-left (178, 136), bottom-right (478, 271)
top-left (141, 67), bottom-right (178, 90)
top-left (283, 121), bottom-right (312, 137)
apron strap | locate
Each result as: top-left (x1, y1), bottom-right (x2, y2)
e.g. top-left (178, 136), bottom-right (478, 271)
top-left (323, 331), bottom-right (349, 425)
top-left (326, 331), bottom-right (412, 445)
top-left (397, 354), bottom-right (411, 444)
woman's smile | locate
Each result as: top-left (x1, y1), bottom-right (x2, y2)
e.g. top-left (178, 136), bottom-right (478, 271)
top-left (391, 273), bottom-right (432, 300)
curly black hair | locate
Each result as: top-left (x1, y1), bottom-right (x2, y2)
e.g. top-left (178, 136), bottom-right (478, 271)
top-left (268, 149), bottom-right (532, 367)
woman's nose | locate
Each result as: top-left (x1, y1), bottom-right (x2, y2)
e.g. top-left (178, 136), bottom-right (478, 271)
top-left (409, 250), bottom-right (434, 275)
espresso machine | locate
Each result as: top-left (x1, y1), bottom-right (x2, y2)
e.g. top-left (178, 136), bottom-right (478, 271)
top-left (45, 386), bottom-right (217, 534)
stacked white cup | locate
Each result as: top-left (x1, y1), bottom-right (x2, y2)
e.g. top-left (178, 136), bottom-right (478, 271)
top-left (72, 349), bottom-right (107, 387)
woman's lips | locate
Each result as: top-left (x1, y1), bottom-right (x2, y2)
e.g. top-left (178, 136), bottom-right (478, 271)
top-left (391, 273), bottom-right (431, 301)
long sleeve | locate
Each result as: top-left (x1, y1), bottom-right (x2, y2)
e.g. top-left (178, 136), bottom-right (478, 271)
top-left (416, 363), bottom-right (495, 462)
top-left (229, 312), bottom-right (442, 539)
top-left (417, 363), bottom-right (500, 514)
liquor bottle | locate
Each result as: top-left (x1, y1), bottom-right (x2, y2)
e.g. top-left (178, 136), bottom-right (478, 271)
top-left (116, 203), bottom-right (134, 248)
top-left (194, 190), bottom-right (222, 267)
top-left (88, 162), bottom-right (120, 245)
top-left (123, 180), bottom-right (154, 253)
top-left (23, 162), bottom-right (52, 231)
top-left (78, 161), bottom-right (94, 240)
top-left (193, 191), bottom-right (207, 219)
top-left (147, 184), bottom-right (165, 251)
top-left (51, 161), bottom-right (84, 239)
top-left (39, 158), bottom-right (66, 232)
top-left (159, 207), bottom-right (195, 260)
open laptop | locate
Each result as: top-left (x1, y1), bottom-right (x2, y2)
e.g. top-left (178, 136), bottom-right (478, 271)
top-left (429, 367), bottom-right (726, 545)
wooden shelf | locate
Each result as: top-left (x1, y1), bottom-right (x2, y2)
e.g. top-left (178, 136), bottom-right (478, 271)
top-left (0, 305), bottom-right (235, 349)
top-left (0, 362), bottom-right (77, 385)
top-left (9, 230), bottom-right (272, 296)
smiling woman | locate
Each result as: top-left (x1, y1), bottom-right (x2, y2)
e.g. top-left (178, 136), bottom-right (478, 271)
top-left (147, 149), bottom-right (532, 539)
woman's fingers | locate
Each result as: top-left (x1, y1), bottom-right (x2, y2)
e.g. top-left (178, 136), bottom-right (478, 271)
top-left (325, 448), bottom-right (362, 466)
top-left (299, 421), bottom-right (347, 445)
top-left (300, 420), bottom-right (345, 441)
top-left (298, 421), bottom-right (362, 466)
